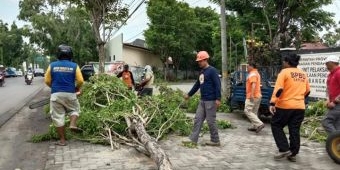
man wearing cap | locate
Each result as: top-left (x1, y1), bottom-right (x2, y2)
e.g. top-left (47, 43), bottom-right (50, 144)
top-left (117, 64), bottom-right (135, 90)
top-left (322, 55), bottom-right (340, 134)
top-left (183, 51), bottom-right (221, 146)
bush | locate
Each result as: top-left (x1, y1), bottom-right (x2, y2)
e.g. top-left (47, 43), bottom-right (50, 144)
top-left (186, 94), bottom-right (200, 113)
top-left (305, 100), bottom-right (327, 117)
top-left (300, 100), bottom-right (327, 142)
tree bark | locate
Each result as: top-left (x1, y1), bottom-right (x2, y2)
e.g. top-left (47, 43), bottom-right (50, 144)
top-left (89, 4), bottom-right (105, 74)
top-left (98, 43), bottom-right (105, 73)
top-left (132, 118), bottom-right (173, 170)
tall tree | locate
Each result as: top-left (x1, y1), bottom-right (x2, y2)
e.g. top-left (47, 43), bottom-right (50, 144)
top-left (146, 6), bottom-right (221, 79)
top-left (193, 7), bottom-right (220, 60)
top-left (210, 0), bottom-right (335, 49)
top-left (0, 21), bottom-right (24, 66)
top-left (145, 0), bottom-right (181, 65)
top-left (322, 23), bottom-right (340, 47)
top-left (169, 2), bottom-right (197, 76)
top-left (68, 0), bottom-right (129, 73)
top-left (18, 0), bottom-right (99, 66)
top-left (145, 0), bottom-right (197, 80)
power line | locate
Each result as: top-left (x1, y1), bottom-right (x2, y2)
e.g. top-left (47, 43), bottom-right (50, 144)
top-left (128, 7), bottom-right (146, 23)
top-left (192, 0), bottom-right (202, 5)
top-left (128, 0), bottom-right (137, 7)
top-left (128, 0), bottom-right (140, 11)
top-left (124, 31), bottom-right (144, 42)
top-left (113, 0), bottom-right (146, 36)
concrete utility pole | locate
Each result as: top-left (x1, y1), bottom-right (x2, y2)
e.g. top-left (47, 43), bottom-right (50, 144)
top-left (220, 0), bottom-right (229, 99)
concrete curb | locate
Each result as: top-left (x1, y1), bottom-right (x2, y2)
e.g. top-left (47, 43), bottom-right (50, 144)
top-left (0, 85), bottom-right (47, 127)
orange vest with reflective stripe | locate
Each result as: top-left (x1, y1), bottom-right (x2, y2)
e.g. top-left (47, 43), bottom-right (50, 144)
top-left (270, 68), bottom-right (310, 109)
top-left (122, 71), bottom-right (133, 88)
top-left (246, 69), bottom-right (262, 98)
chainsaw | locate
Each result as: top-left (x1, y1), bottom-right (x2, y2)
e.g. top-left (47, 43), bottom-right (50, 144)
top-left (29, 98), bottom-right (50, 109)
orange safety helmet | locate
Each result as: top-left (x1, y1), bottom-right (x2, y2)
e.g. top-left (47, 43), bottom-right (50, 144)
top-left (196, 51), bottom-right (210, 61)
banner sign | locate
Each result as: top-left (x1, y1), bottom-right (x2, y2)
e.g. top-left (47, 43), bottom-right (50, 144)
top-left (298, 52), bottom-right (340, 99)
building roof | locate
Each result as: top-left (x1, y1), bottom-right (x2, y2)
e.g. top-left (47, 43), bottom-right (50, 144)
top-left (131, 39), bottom-right (146, 48)
top-left (281, 46), bottom-right (340, 54)
top-left (300, 42), bottom-right (328, 50)
top-left (123, 43), bottom-right (151, 52)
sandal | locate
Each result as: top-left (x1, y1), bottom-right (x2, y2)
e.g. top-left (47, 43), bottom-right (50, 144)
top-left (69, 126), bottom-right (83, 133)
top-left (55, 141), bottom-right (67, 146)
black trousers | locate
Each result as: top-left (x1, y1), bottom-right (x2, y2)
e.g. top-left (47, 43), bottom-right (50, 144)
top-left (271, 108), bottom-right (305, 156)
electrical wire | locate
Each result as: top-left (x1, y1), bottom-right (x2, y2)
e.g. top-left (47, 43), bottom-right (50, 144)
top-left (124, 31), bottom-right (144, 42)
top-left (128, 0), bottom-right (137, 7)
top-left (192, 0), bottom-right (202, 5)
top-left (113, 0), bottom-right (146, 36)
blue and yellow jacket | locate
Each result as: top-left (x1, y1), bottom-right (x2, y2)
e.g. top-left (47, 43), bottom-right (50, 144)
top-left (45, 60), bottom-right (84, 94)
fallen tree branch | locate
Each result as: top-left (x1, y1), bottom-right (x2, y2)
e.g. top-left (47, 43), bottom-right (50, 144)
top-left (94, 101), bottom-right (107, 108)
top-left (156, 101), bottom-right (184, 141)
top-left (107, 128), bottom-right (115, 150)
top-left (132, 107), bottom-right (173, 170)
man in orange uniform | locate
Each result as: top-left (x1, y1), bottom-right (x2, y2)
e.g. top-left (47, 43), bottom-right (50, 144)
top-left (245, 62), bottom-right (265, 133)
top-left (117, 64), bottom-right (135, 90)
top-left (269, 53), bottom-right (310, 162)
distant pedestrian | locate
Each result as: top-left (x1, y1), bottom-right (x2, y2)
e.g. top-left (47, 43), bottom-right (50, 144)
top-left (117, 64), bottom-right (135, 90)
top-left (45, 44), bottom-right (84, 146)
top-left (182, 51), bottom-right (221, 146)
top-left (244, 62), bottom-right (265, 133)
top-left (138, 65), bottom-right (154, 96)
top-left (322, 55), bottom-right (340, 134)
top-left (269, 53), bottom-right (310, 162)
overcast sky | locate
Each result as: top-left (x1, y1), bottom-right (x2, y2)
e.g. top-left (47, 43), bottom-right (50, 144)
top-left (1, 0), bottom-right (340, 43)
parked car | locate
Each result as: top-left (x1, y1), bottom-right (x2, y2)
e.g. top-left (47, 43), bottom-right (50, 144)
top-left (34, 68), bottom-right (45, 77)
top-left (5, 67), bottom-right (17, 77)
top-left (81, 65), bottom-right (95, 81)
top-left (16, 69), bottom-right (23, 77)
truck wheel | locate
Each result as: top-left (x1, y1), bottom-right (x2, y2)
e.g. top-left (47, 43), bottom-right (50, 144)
top-left (326, 131), bottom-right (340, 164)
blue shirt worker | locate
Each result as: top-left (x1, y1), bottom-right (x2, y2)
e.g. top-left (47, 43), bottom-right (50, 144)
top-left (183, 51), bottom-right (221, 146)
top-left (45, 44), bottom-right (84, 146)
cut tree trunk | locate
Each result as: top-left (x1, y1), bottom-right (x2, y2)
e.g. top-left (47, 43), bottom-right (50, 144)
top-left (132, 118), bottom-right (173, 170)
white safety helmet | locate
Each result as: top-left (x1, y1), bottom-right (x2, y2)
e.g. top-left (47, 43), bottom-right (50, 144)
top-left (324, 55), bottom-right (339, 64)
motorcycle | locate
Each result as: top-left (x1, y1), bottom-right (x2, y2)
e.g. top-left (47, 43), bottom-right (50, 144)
top-left (326, 131), bottom-right (340, 164)
top-left (25, 72), bottom-right (34, 85)
top-left (0, 66), bottom-right (5, 87)
top-left (0, 73), bottom-right (4, 87)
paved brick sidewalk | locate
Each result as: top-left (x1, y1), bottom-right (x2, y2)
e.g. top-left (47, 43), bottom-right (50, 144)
top-left (45, 112), bottom-right (339, 170)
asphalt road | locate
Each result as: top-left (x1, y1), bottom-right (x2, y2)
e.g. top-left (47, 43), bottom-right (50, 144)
top-left (0, 76), bottom-right (45, 127)
top-left (0, 76), bottom-right (49, 170)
